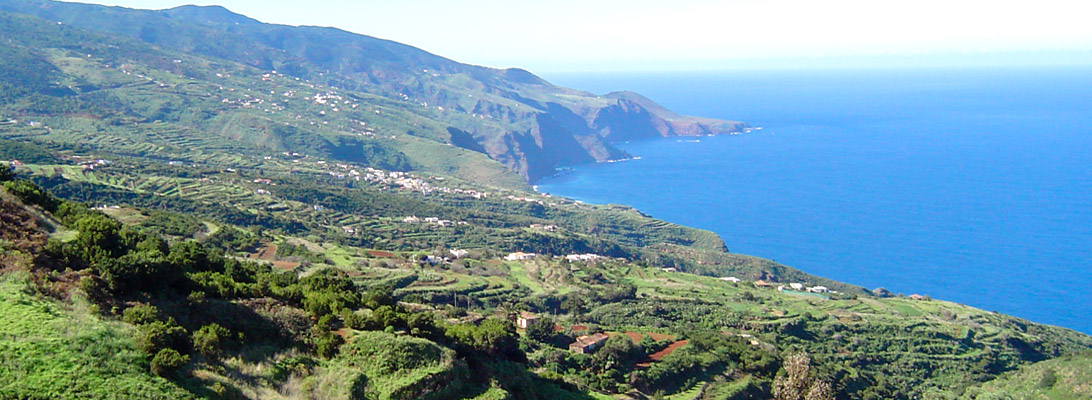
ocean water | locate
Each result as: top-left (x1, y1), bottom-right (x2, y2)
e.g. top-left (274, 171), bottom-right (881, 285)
top-left (538, 67), bottom-right (1092, 334)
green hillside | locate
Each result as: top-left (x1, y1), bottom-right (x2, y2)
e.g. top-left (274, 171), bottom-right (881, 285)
top-left (0, 6), bottom-right (829, 291)
top-left (0, 1), bottom-right (1090, 399)
top-left (0, 0), bottom-right (747, 182)
top-left (4, 174), bottom-right (1092, 399)
top-left (962, 354), bottom-right (1092, 400)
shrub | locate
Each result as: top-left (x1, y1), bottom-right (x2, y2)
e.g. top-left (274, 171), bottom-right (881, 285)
top-left (150, 348), bottom-right (189, 377)
top-left (136, 319), bottom-right (189, 355)
top-left (313, 330), bottom-right (344, 359)
top-left (1038, 368), bottom-right (1058, 388)
top-left (121, 304), bottom-right (161, 325)
top-left (193, 323), bottom-right (232, 358)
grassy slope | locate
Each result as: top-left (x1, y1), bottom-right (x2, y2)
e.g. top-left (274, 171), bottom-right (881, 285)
top-left (302, 331), bottom-right (468, 400)
top-left (0, 273), bottom-right (193, 400)
top-left (962, 354), bottom-right (1092, 400)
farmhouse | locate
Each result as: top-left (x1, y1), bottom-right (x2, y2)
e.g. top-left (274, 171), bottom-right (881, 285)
top-left (504, 252), bottom-right (536, 261)
top-left (569, 332), bottom-right (609, 354)
top-left (753, 280), bottom-right (773, 289)
top-left (516, 311), bottom-right (539, 329)
top-left (719, 277), bottom-right (741, 283)
top-left (808, 286), bottom-right (830, 293)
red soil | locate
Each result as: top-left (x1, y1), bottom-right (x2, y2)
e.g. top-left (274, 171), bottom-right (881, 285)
top-left (250, 243), bottom-right (278, 261)
top-left (637, 339), bottom-right (689, 368)
top-left (367, 250), bottom-right (396, 258)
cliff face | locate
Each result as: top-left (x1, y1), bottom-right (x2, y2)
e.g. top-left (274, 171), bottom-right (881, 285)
top-left (1, 0), bottom-right (747, 183)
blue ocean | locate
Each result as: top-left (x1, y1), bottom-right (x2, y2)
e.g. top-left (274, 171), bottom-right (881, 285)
top-left (538, 67), bottom-right (1092, 334)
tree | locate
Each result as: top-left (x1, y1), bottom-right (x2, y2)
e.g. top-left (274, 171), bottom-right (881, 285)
top-left (74, 213), bottom-right (123, 261)
top-left (362, 284), bottom-right (396, 309)
top-left (406, 312), bottom-right (439, 340)
top-left (0, 162), bottom-right (12, 181)
top-left (772, 352), bottom-right (834, 400)
top-left (593, 336), bottom-right (643, 371)
top-left (526, 317), bottom-right (555, 343)
top-left (445, 317), bottom-right (524, 361)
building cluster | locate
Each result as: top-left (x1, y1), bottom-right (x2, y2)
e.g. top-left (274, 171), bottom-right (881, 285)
top-left (401, 215), bottom-right (466, 227)
top-left (75, 158), bottom-right (111, 170)
top-left (564, 254), bottom-right (604, 263)
top-left (515, 312), bottom-right (609, 355)
top-left (529, 224), bottom-right (558, 232)
top-left (506, 195), bottom-right (551, 207)
top-left (359, 168), bottom-right (488, 199)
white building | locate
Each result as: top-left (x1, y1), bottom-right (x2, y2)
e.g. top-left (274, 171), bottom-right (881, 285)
top-left (505, 252), bottom-right (536, 261)
top-left (565, 254), bottom-right (603, 262)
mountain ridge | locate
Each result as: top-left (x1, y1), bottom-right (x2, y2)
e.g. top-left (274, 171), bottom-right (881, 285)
top-left (1, 0), bottom-right (746, 182)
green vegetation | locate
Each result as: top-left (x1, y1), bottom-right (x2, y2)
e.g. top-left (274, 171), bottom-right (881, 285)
top-left (0, 274), bottom-right (194, 399)
top-left (962, 354), bottom-right (1092, 399)
top-left (5, 147), bottom-right (1092, 399)
top-left (0, 1), bottom-right (1090, 399)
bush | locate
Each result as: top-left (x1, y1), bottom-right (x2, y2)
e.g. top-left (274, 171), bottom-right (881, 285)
top-left (193, 323), bottom-right (232, 358)
top-left (121, 304), bottom-right (161, 325)
top-left (313, 330), bottom-right (344, 359)
top-left (136, 320), bottom-right (189, 355)
top-left (150, 348), bottom-right (189, 377)
top-left (1038, 368), bottom-right (1058, 388)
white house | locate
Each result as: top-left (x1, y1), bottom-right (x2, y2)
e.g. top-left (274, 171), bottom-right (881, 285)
top-left (808, 286), bottom-right (830, 293)
top-left (505, 252), bottom-right (536, 261)
top-left (516, 311), bottom-right (539, 329)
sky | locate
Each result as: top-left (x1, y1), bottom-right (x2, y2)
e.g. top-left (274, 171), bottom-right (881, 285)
top-left (63, 0), bottom-right (1092, 72)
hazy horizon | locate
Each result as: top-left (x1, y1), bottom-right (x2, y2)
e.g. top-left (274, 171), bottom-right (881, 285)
top-left (59, 0), bottom-right (1092, 73)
